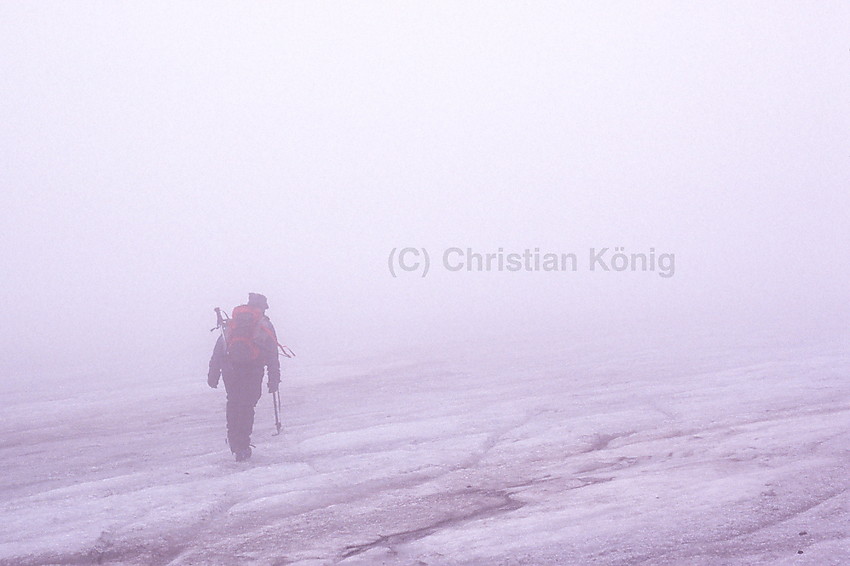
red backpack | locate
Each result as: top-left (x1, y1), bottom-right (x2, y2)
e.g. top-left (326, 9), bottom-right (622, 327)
top-left (211, 304), bottom-right (294, 362)
top-left (224, 305), bottom-right (268, 364)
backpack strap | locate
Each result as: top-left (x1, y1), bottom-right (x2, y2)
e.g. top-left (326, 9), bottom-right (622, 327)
top-left (260, 321), bottom-right (295, 358)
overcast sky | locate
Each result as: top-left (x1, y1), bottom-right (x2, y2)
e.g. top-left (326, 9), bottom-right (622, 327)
top-left (1, 2), bottom-right (848, 380)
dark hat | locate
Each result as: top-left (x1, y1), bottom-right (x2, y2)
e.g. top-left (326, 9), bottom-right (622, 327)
top-left (247, 293), bottom-right (269, 310)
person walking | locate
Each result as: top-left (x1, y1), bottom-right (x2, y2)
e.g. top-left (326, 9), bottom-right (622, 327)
top-left (208, 293), bottom-right (281, 461)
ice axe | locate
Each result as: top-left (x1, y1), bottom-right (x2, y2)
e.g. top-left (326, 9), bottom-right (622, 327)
top-left (272, 390), bottom-right (282, 435)
top-left (210, 307), bottom-right (230, 342)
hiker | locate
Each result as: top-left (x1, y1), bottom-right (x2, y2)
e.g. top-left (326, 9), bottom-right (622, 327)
top-left (208, 292), bottom-right (281, 461)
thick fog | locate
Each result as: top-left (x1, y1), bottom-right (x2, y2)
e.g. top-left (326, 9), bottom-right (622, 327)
top-left (1, 3), bottom-right (848, 380)
top-left (4, 5), bottom-right (850, 566)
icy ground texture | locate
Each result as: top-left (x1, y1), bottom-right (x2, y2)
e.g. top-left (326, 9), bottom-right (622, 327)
top-left (1, 334), bottom-right (848, 565)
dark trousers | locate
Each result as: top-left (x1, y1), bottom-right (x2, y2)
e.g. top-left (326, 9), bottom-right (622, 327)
top-left (222, 364), bottom-right (264, 453)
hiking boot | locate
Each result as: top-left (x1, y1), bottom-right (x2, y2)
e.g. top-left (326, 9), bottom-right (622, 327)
top-left (234, 447), bottom-right (252, 462)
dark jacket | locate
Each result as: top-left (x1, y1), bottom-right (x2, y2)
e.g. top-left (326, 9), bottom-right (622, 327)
top-left (208, 316), bottom-right (281, 387)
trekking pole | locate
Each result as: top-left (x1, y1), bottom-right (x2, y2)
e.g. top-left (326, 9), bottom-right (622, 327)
top-left (272, 390), bottom-right (282, 436)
